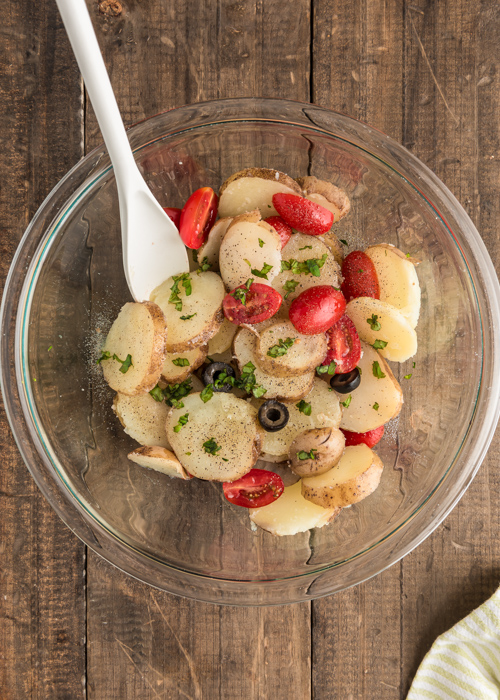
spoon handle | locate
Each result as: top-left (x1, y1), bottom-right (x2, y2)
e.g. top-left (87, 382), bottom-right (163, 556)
top-left (55, 0), bottom-right (140, 184)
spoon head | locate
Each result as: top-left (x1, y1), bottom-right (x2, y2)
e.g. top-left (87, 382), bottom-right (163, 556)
top-left (121, 189), bottom-right (189, 301)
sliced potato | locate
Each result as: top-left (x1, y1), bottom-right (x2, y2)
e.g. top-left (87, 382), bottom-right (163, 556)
top-left (289, 427), bottom-right (345, 477)
top-left (150, 271), bottom-right (225, 353)
top-left (113, 392), bottom-right (171, 448)
top-left (254, 321), bottom-right (327, 377)
top-left (219, 212), bottom-right (282, 290)
top-left (233, 328), bottom-right (315, 402)
top-left (101, 301), bottom-right (167, 396)
top-left (365, 244), bottom-right (421, 328)
top-left (301, 444), bottom-right (383, 508)
top-left (207, 317), bottom-right (238, 355)
top-left (249, 480), bottom-right (340, 536)
top-left (219, 168), bottom-right (302, 218)
top-left (256, 378), bottom-right (342, 457)
top-left (128, 446), bottom-right (191, 479)
top-left (346, 297), bottom-right (417, 362)
top-left (196, 218), bottom-right (232, 271)
top-left (166, 392), bottom-right (262, 481)
top-left (339, 341), bottom-right (402, 432)
top-left (161, 346), bottom-right (207, 384)
top-left (296, 176), bottom-right (351, 222)
top-left (271, 234), bottom-right (341, 308)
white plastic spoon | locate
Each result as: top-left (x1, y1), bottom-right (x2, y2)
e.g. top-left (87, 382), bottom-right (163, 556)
top-left (55, 0), bottom-right (189, 301)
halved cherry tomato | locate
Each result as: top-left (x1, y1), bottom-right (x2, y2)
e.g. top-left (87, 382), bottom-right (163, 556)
top-left (289, 286), bottom-right (346, 335)
top-left (264, 215), bottom-right (293, 248)
top-left (323, 314), bottom-right (361, 374)
top-left (222, 468), bottom-right (284, 508)
top-left (223, 282), bottom-right (282, 325)
top-left (163, 206), bottom-right (182, 228)
top-left (272, 193), bottom-right (334, 236)
top-left (178, 187), bottom-right (218, 249)
top-left (341, 250), bottom-right (380, 302)
top-left (341, 426), bottom-right (384, 448)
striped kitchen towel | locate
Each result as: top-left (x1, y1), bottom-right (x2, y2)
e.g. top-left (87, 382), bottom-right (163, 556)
top-left (407, 587), bottom-right (500, 699)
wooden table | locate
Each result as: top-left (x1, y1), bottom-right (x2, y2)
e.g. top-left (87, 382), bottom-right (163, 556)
top-left (1, 1), bottom-right (499, 697)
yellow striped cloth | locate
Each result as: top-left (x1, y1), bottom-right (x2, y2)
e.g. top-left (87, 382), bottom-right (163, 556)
top-left (407, 587), bottom-right (500, 699)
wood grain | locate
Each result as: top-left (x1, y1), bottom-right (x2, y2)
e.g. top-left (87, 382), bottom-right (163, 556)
top-left (0, 1), bottom-right (86, 699)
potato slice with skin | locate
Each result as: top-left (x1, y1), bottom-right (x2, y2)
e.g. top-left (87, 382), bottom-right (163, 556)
top-left (161, 346), bottom-right (207, 384)
top-left (166, 392), bottom-right (262, 481)
top-left (219, 168), bottom-right (302, 218)
top-left (365, 244), bottom-right (421, 328)
top-left (289, 427), bottom-right (345, 477)
top-left (150, 271), bottom-right (225, 353)
top-left (255, 378), bottom-right (342, 457)
top-left (255, 321), bottom-right (327, 378)
top-left (296, 176), bottom-right (351, 222)
top-left (101, 301), bottom-right (167, 396)
top-left (249, 480), bottom-right (341, 536)
top-left (271, 234), bottom-right (341, 308)
top-left (346, 297), bottom-right (417, 362)
top-left (219, 212), bottom-right (282, 291)
top-left (207, 317), bottom-right (238, 355)
top-left (128, 446), bottom-right (191, 480)
top-left (339, 341), bottom-right (402, 432)
top-left (233, 328), bottom-right (315, 402)
top-left (113, 392), bottom-right (171, 448)
top-left (196, 217), bottom-right (232, 270)
top-left (301, 444), bottom-right (383, 508)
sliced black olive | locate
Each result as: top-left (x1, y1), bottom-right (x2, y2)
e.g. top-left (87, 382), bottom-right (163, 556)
top-left (202, 362), bottom-right (235, 393)
top-left (330, 368), bottom-right (361, 394)
top-left (258, 400), bottom-right (290, 432)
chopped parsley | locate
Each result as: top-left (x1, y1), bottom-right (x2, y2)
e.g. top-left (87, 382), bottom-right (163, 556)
top-left (367, 314), bottom-right (381, 331)
top-left (296, 400), bottom-right (312, 416)
top-left (373, 402), bottom-right (379, 411)
top-left (172, 357), bottom-right (190, 367)
top-left (340, 239), bottom-right (348, 246)
top-left (341, 395), bottom-right (352, 408)
top-left (404, 373), bottom-right (412, 380)
top-left (237, 361), bottom-right (267, 398)
top-left (297, 449), bottom-right (317, 461)
top-left (231, 278), bottom-right (254, 306)
top-left (173, 413), bottom-right (189, 433)
top-left (258, 238), bottom-right (265, 248)
top-left (180, 313), bottom-right (197, 321)
top-left (299, 245), bottom-right (313, 251)
top-left (47, 345), bottom-right (53, 352)
top-left (169, 273), bottom-right (192, 312)
top-left (283, 279), bottom-right (299, 299)
top-left (372, 339), bottom-right (388, 350)
top-left (406, 252), bottom-right (411, 258)
top-left (267, 337), bottom-right (295, 358)
top-left (97, 351), bottom-right (133, 374)
top-left (372, 361), bottom-right (386, 379)
top-left (149, 385), bottom-right (165, 402)
top-left (192, 249), bottom-right (199, 263)
top-left (150, 379), bottom-right (192, 408)
top-left (203, 437), bottom-right (222, 456)
top-left (281, 253), bottom-right (328, 278)
top-left (249, 262), bottom-right (273, 279)
top-left (412, 361), bottom-right (416, 368)
top-left (316, 361), bottom-right (336, 376)
top-left (200, 384), bottom-right (214, 403)
top-left (197, 256), bottom-right (211, 273)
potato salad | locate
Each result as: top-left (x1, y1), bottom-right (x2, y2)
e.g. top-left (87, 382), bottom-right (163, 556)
top-left (98, 168), bottom-right (421, 536)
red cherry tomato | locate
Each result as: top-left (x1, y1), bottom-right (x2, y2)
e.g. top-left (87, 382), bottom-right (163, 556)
top-left (272, 193), bottom-right (334, 236)
top-left (163, 206), bottom-right (182, 228)
top-left (223, 282), bottom-right (282, 325)
top-left (341, 426), bottom-right (384, 448)
top-left (264, 216), bottom-right (293, 248)
top-left (289, 286), bottom-right (346, 335)
top-left (178, 187), bottom-right (218, 249)
top-left (222, 469), bottom-right (284, 508)
top-left (323, 314), bottom-right (361, 374)
top-left (341, 250), bottom-right (380, 302)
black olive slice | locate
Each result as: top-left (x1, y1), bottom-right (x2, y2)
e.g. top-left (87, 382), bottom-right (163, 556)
top-left (330, 368), bottom-right (361, 394)
top-left (258, 400), bottom-right (290, 432)
top-left (202, 362), bottom-right (235, 393)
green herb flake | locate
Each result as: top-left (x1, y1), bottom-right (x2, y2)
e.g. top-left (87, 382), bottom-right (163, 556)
top-left (119, 354), bottom-right (133, 374)
top-left (192, 249), bottom-right (199, 263)
top-left (185, 452), bottom-right (191, 456)
top-left (197, 256), bottom-right (211, 273)
top-left (296, 400), bottom-right (312, 416)
top-left (236, 361), bottom-right (267, 399)
top-left (367, 314), bottom-right (381, 331)
top-left (412, 362), bottom-right (416, 368)
top-left (267, 337), bottom-right (295, 358)
top-left (203, 437), bottom-right (222, 455)
top-left (200, 384), bottom-right (214, 403)
top-left (372, 339), bottom-right (388, 350)
top-left (358, 269), bottom-right (364, 274)
top-left (372, 361), bottom-right (386, 379)
top-left (281, 253), bottom-right (328, 278)
top-left (404, 373), bottom-right (412, 380)
top-left (283, 279), bottom-right (299, 299)
top-left (299, 245), bottom-right (313, 251)
top-left (180, 313), bottom-right (197, 321)
top-left (297, 449), bottom-right (317, 461)
top-left (47, 345), bottom-right (53, 352)
top-left (231, 278), bottom-right (254, 306)
top-left (373, 402), bottom-right (379, 411)
top-left (162, 379), bottom-right (193, 407)
top-left (406, 252), bottom-right (411, 258)
top-left (173, 413), bottom-right (189, 433)
top-left (251, 262), bottom-right (274, 279)
top-left (258, 238), bottom-right (265, 248)
top-left (340, 239), bottom-right (348, 246)
top-left (341, 395), bottom-right (352, 408)
top-left (96, 350), bottom-right (111, 364)
top-left (172, 357), bottom-right (190, 367)
top-left (317, 361), bottom-right (337, 376)
top-left (169, 273), bottom-right (192, 312)
top-left (149, 385), bottom-right (165, 402)
top-left (222, 457), bottom-right (229, 462)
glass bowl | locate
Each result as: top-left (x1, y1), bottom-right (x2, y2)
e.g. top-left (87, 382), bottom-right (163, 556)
top-left (2, 98), bottom-right (500, 606)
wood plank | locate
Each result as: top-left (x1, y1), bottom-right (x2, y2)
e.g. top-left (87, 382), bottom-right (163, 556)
top-left (400, 1), bottom-right (500, 695)
top-left (0, 1), bottom-right (86, 698)
top-left (311, 2), bottom-right (405, 698)
top-left (85, 1), bottom-right (312, 698)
